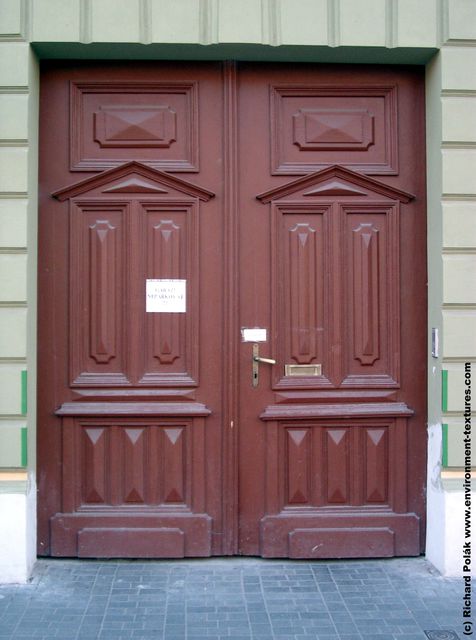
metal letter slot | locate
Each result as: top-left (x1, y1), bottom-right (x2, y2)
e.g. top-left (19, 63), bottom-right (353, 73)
top-left (252, 343), bottom-right (276, 387)
top-left (285, 364), bottom-right (322, 377)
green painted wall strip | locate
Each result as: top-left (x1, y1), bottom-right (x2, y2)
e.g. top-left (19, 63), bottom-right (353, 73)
top-left (21, 427), bottom-right (27, 468)
top-left (21, 370), bottom-right (27, 415)
top-left (441, 369), bottom-right (448, 412)
top-left (442, 423), bottom-right (448, 468)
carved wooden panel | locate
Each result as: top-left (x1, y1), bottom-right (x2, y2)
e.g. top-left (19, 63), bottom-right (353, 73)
top-left (71, 82), bottom-right (198, 171)
top-left (68, 173), bottom-right (202, 388)
top-left (94, 106), bottom-right (176, 148)
top-left (261, 168), bottom-right (408, 393)
top-left (286, 428), bottom-right (311, 504)
top-left (89, 220), bottom-right (118, 365)
top-left (273, 205), bottom-right (332, 389)
top-left (279, 420), bottom-right (396, 511)
top-left (151, 220), bottom-right (182, 365)
top-left (139, 203), bottom-right (199, 386)
top-left (163, 427), bottom-right (185, 503)
top-left (123, 427), bottom-right (146, 503)
top-left (364, 428), bottom-right (388, 504)
top-left (325, 428), bottom-right (349, 504)
top-left (76, 420), bottom-right (191, 508)
top-left (352, 223), bottom-right (380, 365)
top-left (289, 222), bottom-right (318, 364)
top-left (342, 205), bottom-right (399, 387)
top-left (293, 108), bottom-right (374, 151)
top-left (83, 427), bottom-right (107, 503)
top-left (70, 203), bottom-right (130, 386)
top-left (271, 86), bottom-right (398, 175)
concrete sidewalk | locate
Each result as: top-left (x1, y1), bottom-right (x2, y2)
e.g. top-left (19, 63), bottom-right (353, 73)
top-left (0, 557), bottom-right (463, 640)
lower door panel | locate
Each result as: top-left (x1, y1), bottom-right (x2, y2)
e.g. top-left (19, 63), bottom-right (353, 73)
top-left (257, 404), bottom-right (420, 557)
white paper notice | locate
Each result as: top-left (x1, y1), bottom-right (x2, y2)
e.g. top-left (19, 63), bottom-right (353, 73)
top-left (241, 328), bottom-right (267, 342)
top-left (146, 279), bottom-right (186, 313)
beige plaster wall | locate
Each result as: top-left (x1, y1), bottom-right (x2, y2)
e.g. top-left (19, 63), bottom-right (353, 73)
top-left (25, 0), bottom-right (439, 48)
top-left (439, 6), bottom-right (476, 468)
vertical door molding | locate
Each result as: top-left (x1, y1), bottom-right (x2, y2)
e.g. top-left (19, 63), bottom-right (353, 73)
top-left (221, 60), bottom-right (240, 554)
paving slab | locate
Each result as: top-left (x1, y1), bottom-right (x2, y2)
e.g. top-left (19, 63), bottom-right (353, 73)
top-left (0, 558), bottom-right (463, 639)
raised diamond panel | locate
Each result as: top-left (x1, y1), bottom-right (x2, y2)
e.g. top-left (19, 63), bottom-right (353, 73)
top-left (365, 428), bottom-right (388, 503)
top-left (326, 428), bottom-right (349, 504)
top-left (94, 106), bottom-right (176, 148)
top-left (163, 427), bottom-right (185, 503)
top-left (286, 428), bottom-right (311, 504)
top-left (123, 428), bottom-right (146, 503)
top-left (293, 108), bottom-right (374, 150)
top-left (82, 427), bottom-right (107, 504)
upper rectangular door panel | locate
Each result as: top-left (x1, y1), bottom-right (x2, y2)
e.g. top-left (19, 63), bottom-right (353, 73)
top-left (270, 83), bottom-right (398, 175)
top-left (70, 80), bottom-right (199, 171)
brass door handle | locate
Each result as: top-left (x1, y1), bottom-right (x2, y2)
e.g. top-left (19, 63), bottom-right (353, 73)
top-left (253, 356), bottom-right (276, 365)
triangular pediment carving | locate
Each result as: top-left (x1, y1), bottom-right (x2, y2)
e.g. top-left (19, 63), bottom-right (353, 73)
top-left (103, 177), bottom-right (169, 194)
top-left (52, 161), bottom-right (215, 202)
top-left (303, 180), bottom-right (367, 197)
top-left (256, 165), bottom-right (414, 204)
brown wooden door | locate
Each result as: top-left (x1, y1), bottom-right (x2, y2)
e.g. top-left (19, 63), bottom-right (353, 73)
top-left (236, 64), bottom-right (427, 558)
top-left (38, 62), bottom-right (426, 559)
top-left (38, 62), bottom-right (226, 557)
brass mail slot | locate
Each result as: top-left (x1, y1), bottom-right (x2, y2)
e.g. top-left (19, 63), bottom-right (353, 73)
top-left (285, 364), bottom-right (322, 377)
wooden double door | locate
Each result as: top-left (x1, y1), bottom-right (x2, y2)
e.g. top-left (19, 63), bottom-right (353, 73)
top-left (38, 61), bottom-right (427, 558)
